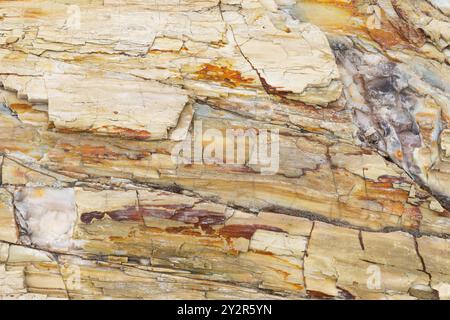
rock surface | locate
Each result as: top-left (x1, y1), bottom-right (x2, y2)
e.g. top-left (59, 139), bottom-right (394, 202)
top-left (0, 0), bottom-right (449, 300)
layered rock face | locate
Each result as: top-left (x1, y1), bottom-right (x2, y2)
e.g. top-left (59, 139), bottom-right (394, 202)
top-left (0, 0), bottom-right (449, 300)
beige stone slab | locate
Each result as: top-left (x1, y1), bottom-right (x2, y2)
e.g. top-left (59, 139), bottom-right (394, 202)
top-left (0, 188), bottom-right (18, 243)
top-left (46, 74), bottom-right (189, 140)
top-left (249, 229), bottom-right (308, 256)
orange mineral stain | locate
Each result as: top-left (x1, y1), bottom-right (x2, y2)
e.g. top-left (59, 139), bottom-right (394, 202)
top-left (9, 103), bottom-right (32, 112)
top-left (368, 24), bottom-right (404, 49)
top-left (394, 149), bottom-right (403, 160)
top-left (32, 188), bottom-right (46, 198)
top-left (23, 8), bottom-right (45, 19)
top-left (295, 1), bottom-right (406, 50)
top-left (195, 64), bottom-right (254, 88)
top-left (295, 0), bottom-right (363, 34)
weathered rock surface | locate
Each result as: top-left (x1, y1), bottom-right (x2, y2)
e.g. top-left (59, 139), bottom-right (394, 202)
top-left (0, 0), bottom-right (448, 300)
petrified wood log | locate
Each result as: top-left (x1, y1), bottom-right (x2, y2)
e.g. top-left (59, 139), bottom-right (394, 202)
top-left (0, 0), bottom-right (449, 300)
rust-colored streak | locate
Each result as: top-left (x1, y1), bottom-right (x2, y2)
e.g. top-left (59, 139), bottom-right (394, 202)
top-left (307, 290), bottom-right (334, 299)
top-left (58, 143), bottom-right (150, 162)
top-left (252, 249), bottom-right (275, 256)
top-left (370, 181), bottom-right (409, 200)
top-left (365, 8), bottom-right (408, 50)
top-left (368, 26), bottom-right (404, 49)
top-left (382, 200), bottom-right (406, 216)
top-left (219, 225), bottom-right (258, 239)
top-left (80, 211), bottom-right (105, 224)
top-left (56, 126), bottom-right (152, 141)
top-left (195, 64), bottom-right (254, 88)
top-left (165, 227), bottom-right (202, 236)
top-left (60, 143), bottom-right (120, 160)
top-left (404, 207), bottom-right (422, 228)
top-left (439, 210), bottom-right (450, 218)
top-left (259, 76), bottom-right (291, 96)
top-left (142, 207), bottom-right (226, 226)
top-left (80, 207), bottom-right (142, 224)
top-left (108, 207), bottom-right (142, 222)
top-left (377, 175), bottom-right (407, 184)
top-left (219, 224), bottom-right (285, 240)
top-left (92, 126), bottom-right (152, 141)
top-left (149, 49), bottom-right (179, 54)
top-left (9, 103), bottom-right (32, 112)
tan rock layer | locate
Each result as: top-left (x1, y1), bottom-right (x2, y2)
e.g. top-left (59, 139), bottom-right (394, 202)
top-left (0, 184), bottom-right (448, 299)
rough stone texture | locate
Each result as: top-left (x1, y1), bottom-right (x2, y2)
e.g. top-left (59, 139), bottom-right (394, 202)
top-left (0, 188), bottom-right (17, 243)
top-left (0, 0), bottom-right (449, 300)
